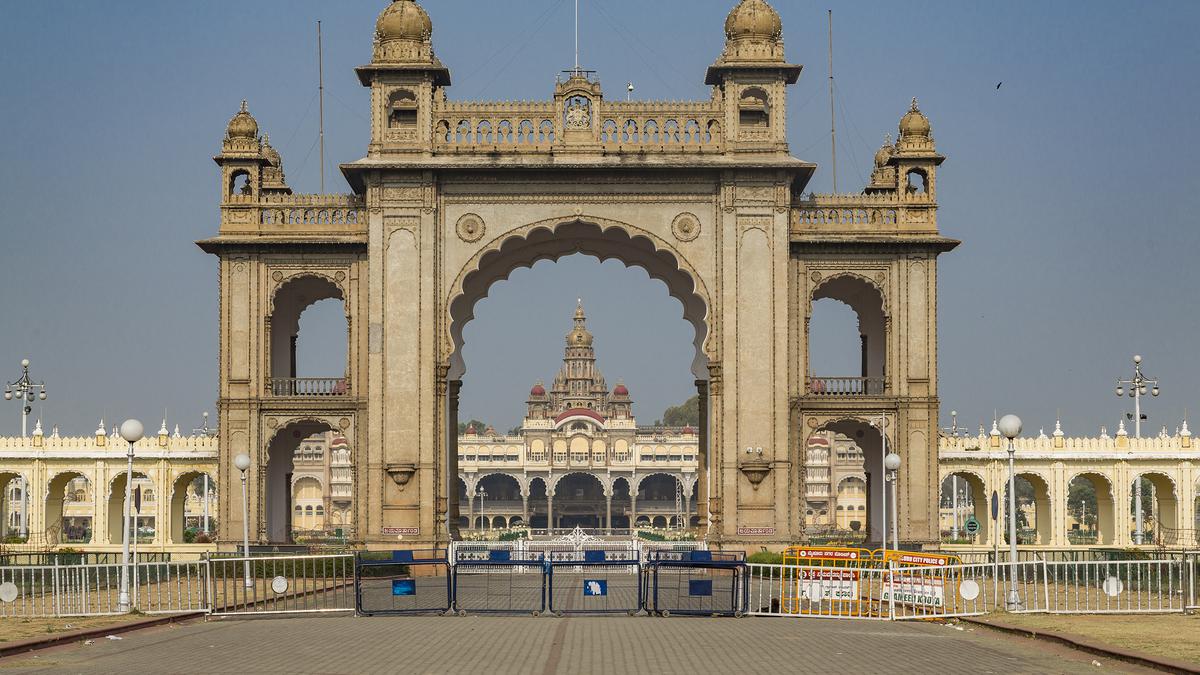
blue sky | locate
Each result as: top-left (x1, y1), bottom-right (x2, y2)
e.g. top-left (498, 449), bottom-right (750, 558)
top-left (0, 1), bottom-right (1198, 437)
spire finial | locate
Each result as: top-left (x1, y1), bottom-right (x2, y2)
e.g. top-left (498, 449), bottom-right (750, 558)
top-left (1182, 419), bottom-right (1191, 437)
top-left (33, 419), bottom-right (43, 436)
top-left (159, 418), bottom-right (169, 436)
top-left (910, 97), bottom-right (919, 112)
top-left (1053, 416), bottom-right (1064, 437)
top-left (97, 419), bottom-right (106, 436)
top-left (240, 99), bottom-right (248, 113)
top-left (173, 424), bottom-right (182, 438)
top-left (1117, 419), bottom-right (1128, 436)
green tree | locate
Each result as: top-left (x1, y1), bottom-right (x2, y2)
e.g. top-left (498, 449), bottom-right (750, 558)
top-left (661, 395), bottom-right (700, 427)
top-left (458, 419), bottom-right (489, 434)
top-left (1067, 478), bottom-right (1097, 530)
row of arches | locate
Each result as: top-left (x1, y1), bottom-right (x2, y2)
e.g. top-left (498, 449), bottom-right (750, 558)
top-left (0, 470), bottom-right (217, 546)
top-left (459, 472), bottom-right (695, 531)
top-left (940, 470), bottom-right (1186, 546)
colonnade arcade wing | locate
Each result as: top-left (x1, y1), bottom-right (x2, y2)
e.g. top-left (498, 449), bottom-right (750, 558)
top-left (197, 0), bottom-right (958, 549)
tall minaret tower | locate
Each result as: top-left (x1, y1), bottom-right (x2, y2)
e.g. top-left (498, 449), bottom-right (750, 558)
top-left (550, 300), bottom-right (609, 412)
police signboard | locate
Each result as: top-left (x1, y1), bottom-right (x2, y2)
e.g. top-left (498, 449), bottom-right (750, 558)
top-left (583, 580), bottom-right (607, 596)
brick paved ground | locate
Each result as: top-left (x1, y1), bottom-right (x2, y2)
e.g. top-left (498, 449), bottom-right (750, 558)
top-left (0, 614), bottom-right (1155, 674)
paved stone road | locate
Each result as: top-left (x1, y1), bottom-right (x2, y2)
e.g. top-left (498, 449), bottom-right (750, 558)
top-left (0, 615), bottom-right (1153, 674)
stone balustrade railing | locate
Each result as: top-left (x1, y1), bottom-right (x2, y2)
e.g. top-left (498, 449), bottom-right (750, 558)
top-left (791, 192), bottom-right (936, 233)
top-left (939, 432), bottom-right (1196, 455)
top-left (431, 100), bottom-right (723, 151)
top-left (0, 434), bottom-right (218, 454)
top-left (220, 193), bottom-right (366, 236)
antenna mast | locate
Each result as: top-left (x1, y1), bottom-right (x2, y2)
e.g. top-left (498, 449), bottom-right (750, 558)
top-left (828, 10), bottom-right (838, 193)
top-left (574, 0), bottom-right (580, 71)
top-left (318, 20), bottom-right (326, 194)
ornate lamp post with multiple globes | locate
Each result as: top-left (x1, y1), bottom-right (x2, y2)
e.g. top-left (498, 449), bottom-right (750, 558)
top-left (4, 359), bottom-right (47, 539)
top-left (1115, 354), bottom-right (1159, 545)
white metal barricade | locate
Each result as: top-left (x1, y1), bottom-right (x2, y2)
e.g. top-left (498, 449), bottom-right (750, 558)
top-left (1042, 558), bottom-right (1187, 614)
top-left (206, 553), bottom-right (355, 616)
top-left (744, 563), bottom-right (890, 620)
top-left (0, 561), bottom-right (209, 618)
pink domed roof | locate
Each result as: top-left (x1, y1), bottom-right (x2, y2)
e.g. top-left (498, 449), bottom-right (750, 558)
top-left (613, 383), bottom-right (629, 396)
top-left (553, 408), bottom-right (606, 425)
top-left (530, 383), bottom-right (546, 396)
top-left (682, 425), bottom-right (696, 435)
top-left (329, 436), bottom-right (349, 447)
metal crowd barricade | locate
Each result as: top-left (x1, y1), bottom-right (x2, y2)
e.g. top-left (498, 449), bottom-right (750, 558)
top-left (452, 549), bottom-right (548, 616)
top-left (745, 563), bottom-right (888, 619)
top-left (647, 550), bottom-right (746, 617)
top-left (206, 553), bottom-right (355, 616)
top-left (0, 561), bottom-right (209, 618)
top-left (1041, 558), bottom-right (1187, 614)
top-left (356, 550), bottom-right (451, 616)
top-left (449, 540), bottom-right (523, 563)
top-left (548, 549), bottom-right (642, 616)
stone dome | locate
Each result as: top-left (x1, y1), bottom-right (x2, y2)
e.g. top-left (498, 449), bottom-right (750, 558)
top-left (899, 98), bottom-right (931, 138)
top-left (376, 0), bottom-right (432, 42)
top-left (226, 100), bottom-right (258, 140)
top-left (725, 0), bottom-right (782, 40)
top-left (613, 383), bottom-right (629, 397)
top-left (874, 135), bottom-right (894, 168)
top-left (530, 383), bottom-right (546, 397)
top-left (567, 327), bottom-right (593, 347)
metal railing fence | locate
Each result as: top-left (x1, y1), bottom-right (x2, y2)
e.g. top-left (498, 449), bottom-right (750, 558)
top-left (206, 553), bottom-right (355, 616)
top-left (0, 560), bottom-right (207, 617)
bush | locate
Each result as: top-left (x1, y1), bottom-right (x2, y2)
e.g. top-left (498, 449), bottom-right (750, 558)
top-left (747, 551), bottom-right (783, 565)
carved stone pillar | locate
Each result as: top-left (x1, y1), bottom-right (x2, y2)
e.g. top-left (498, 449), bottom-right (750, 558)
top-left (630, 494), bottom-right (638, 530)
top-left (605, 491), bottom-right (613, 535)
top-left (695, 379), bottom-right (709, 534)
top-left (547, 491), bottom-right (555, 532)
top-left (521, 491), bottom-right (530, 527)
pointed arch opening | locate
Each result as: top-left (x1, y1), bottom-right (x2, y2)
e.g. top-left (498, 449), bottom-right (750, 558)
top-left (808, 275), bottom-right (887, 396)
top-left (269, 275), bottom-right (349, 397)
top-left (265, 421), bottom-right (335, 543)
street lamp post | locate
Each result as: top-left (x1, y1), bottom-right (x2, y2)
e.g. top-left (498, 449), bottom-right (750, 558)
top-left (234, 453), bottom-right (253, 588)
top-left (477, 487), bottom-right (488, 531)
top-left (117, 419), bottom-right (144, 612)
top-left (1115, 355), bottom-right (1160, 545)
top-left (997, 413), bottom-right (1023, 609)
top-left (885, 453), bottom-right (901, 552)
top-left (874, 416), bottom-right (889, 554)
top-left (5, 359), bottom-right (48, 539)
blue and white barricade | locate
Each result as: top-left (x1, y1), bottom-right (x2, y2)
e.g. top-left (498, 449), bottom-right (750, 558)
top-left (356, 549), bottom-right (451, 616)
top-left (647, 550), bottom-right (747, 617)
top-left (452, 549), bottom-right (548, 616)
top-left (548, 549), bottom-right (642, 616)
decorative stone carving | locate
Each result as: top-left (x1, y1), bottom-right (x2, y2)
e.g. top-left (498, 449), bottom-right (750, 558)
top-left (739, 460), bottom-right (771, 489)
top-left (671, 213), bottom-right (701, 242)
top-left (338, 417), bottom-right (351, 430)
top-left (386, 463), bottom-right (417, 489)
top-left (271, 271), bottom-right (284, 282)
top-left (810, 271), bottom-right (822, 283)
top-left (456, 213), bottom-right (486, 243)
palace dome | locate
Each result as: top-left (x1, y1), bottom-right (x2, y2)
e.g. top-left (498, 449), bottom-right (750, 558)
top-left (530, 383), bottom-right (546, 396)
top-left (874, 137), bottom-right (894, 168)
top-left (613, 383), bottom-right (629, 396)
top-left (376, 0), bottom-right (432, 42)
top-left (725, 0), bottom-right (782, 40)
top-left (226, 101), bottom-right (258, 140)
top-left (899, 99), bottom-right (931, 138)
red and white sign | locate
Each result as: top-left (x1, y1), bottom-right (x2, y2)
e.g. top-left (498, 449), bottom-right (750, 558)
top-left (791, 548), bottom-right (860, 561)
top-left (883, 573), bottom-right (945, 607)
top-left (797, 568), bottom-right (859, 602)
top-left (737, 526), bottom-right (776, 536)
top-left (382, 527), bottom-right (420, 536)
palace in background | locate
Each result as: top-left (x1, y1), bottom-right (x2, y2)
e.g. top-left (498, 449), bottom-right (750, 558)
top-left (456, 302), bottom-right (699, 532)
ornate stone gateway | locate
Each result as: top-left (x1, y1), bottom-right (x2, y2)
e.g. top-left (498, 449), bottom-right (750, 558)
top-left (198, 0), bottom-right (957, 549)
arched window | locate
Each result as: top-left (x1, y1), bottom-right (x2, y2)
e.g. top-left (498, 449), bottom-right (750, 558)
top-left (739, 88), bottom-right (770, 128)
top-left (305, 505), bottom-right (313, 515)
top-left (315, 505), bottom-right (324, 516)
top-left (229, 170), bottom-right (251, 197)
top-left (294, 505), bottom-right (302, 514)
top-left (906, 169), bottom-right (928, 194)
top-left (388, 89), bottom-right (417, 129)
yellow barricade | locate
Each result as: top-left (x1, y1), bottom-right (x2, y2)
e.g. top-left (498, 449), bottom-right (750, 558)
top-left (779, 547), bottom-right (874, 615)
top-left (880, 551), bottom-right (961, 614)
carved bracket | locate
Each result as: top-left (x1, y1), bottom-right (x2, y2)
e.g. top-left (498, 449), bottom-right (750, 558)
top-left (385, 463), bottom-right (417, 489)
top-left (739, 460), bottom-right (772, 489)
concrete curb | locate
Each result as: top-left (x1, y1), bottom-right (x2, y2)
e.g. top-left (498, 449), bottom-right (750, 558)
top-left (962, 616), bottom-right (1199, 674)
top-left (0, 611), bottom-right (204, 659)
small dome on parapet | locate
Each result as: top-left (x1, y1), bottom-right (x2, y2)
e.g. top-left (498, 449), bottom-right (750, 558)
top-left (377, 0), bottom-right (432, 42)
top-left (530, 382), bottom-right (546, 397)
top-left (226, 100), bottom-right (258, 140)
top-left (899, 98), bottom-right (931, 139)
top-left (613, 383), bottom-right (629, 397)
top-left (874, 134), bottom-right (895, 168)
top-left (725, 0), bottom-right (783, 40)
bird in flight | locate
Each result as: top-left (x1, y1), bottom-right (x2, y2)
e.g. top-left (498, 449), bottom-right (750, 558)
top-left (996, 82), bottom-right (1003, 90)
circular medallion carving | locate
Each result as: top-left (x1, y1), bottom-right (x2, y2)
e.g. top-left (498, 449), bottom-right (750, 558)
top-left (233, 262), bottom-right (246, 273)
top-left (810, 271), bottom-right (822, 283)
top-left (266, 418), bottom-right (278, 429)
top-left (271, 271), bottom-right (284, 282)
top-left (339, 417), bottom-right (351, 431)
top-left (335, 271), bottom-right (347, 282)
top-left (875, 272), bottom-right (886, 284)
top-left (806, 418), bottom-right (818, 429)
top-left (456, 214), bottom-right (485, 243)
top-left (671, 213), bottom-right (701, 242)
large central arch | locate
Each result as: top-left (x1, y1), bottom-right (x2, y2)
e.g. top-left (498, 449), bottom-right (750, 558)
top-left (446, 218), bottom-right (712, 380)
